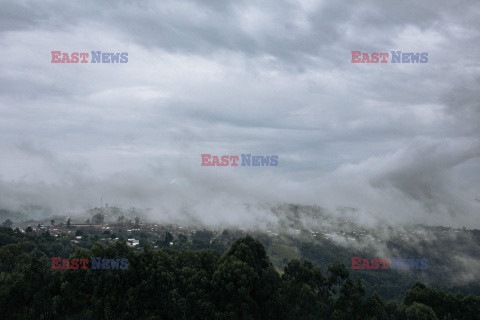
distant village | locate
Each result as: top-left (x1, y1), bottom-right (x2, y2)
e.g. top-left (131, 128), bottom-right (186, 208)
top-left (1, 204), bottom-right (472, 251)
top-left (0, 206), bottom-right (231, 250)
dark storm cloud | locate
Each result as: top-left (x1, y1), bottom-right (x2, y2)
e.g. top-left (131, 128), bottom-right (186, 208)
top-left (0, 1), bottom-right (44, 31)
top-left (0, 0), bottom-right (479, 228)
top-left (443, 76), bottom-right (480, 136)
top-left (3, 0), bottom-right (477, 68)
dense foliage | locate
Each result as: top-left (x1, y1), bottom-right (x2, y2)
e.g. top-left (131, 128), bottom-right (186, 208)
top-left (1, 227), bottom-right (479, 319)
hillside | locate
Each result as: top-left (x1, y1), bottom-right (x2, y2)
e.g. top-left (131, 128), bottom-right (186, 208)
top-left (1, 227), bottom-right (479, 319)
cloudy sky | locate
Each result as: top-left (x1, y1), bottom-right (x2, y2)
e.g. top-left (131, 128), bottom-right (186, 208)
top-left (0, 0), bottom-right (479, 228)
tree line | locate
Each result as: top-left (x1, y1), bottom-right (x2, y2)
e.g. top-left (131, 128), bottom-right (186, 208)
top-left (0, 227), bottom-right (479, 319)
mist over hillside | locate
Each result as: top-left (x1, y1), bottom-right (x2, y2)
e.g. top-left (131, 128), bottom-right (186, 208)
top-left (3, 202), bottom-right (480, 292)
